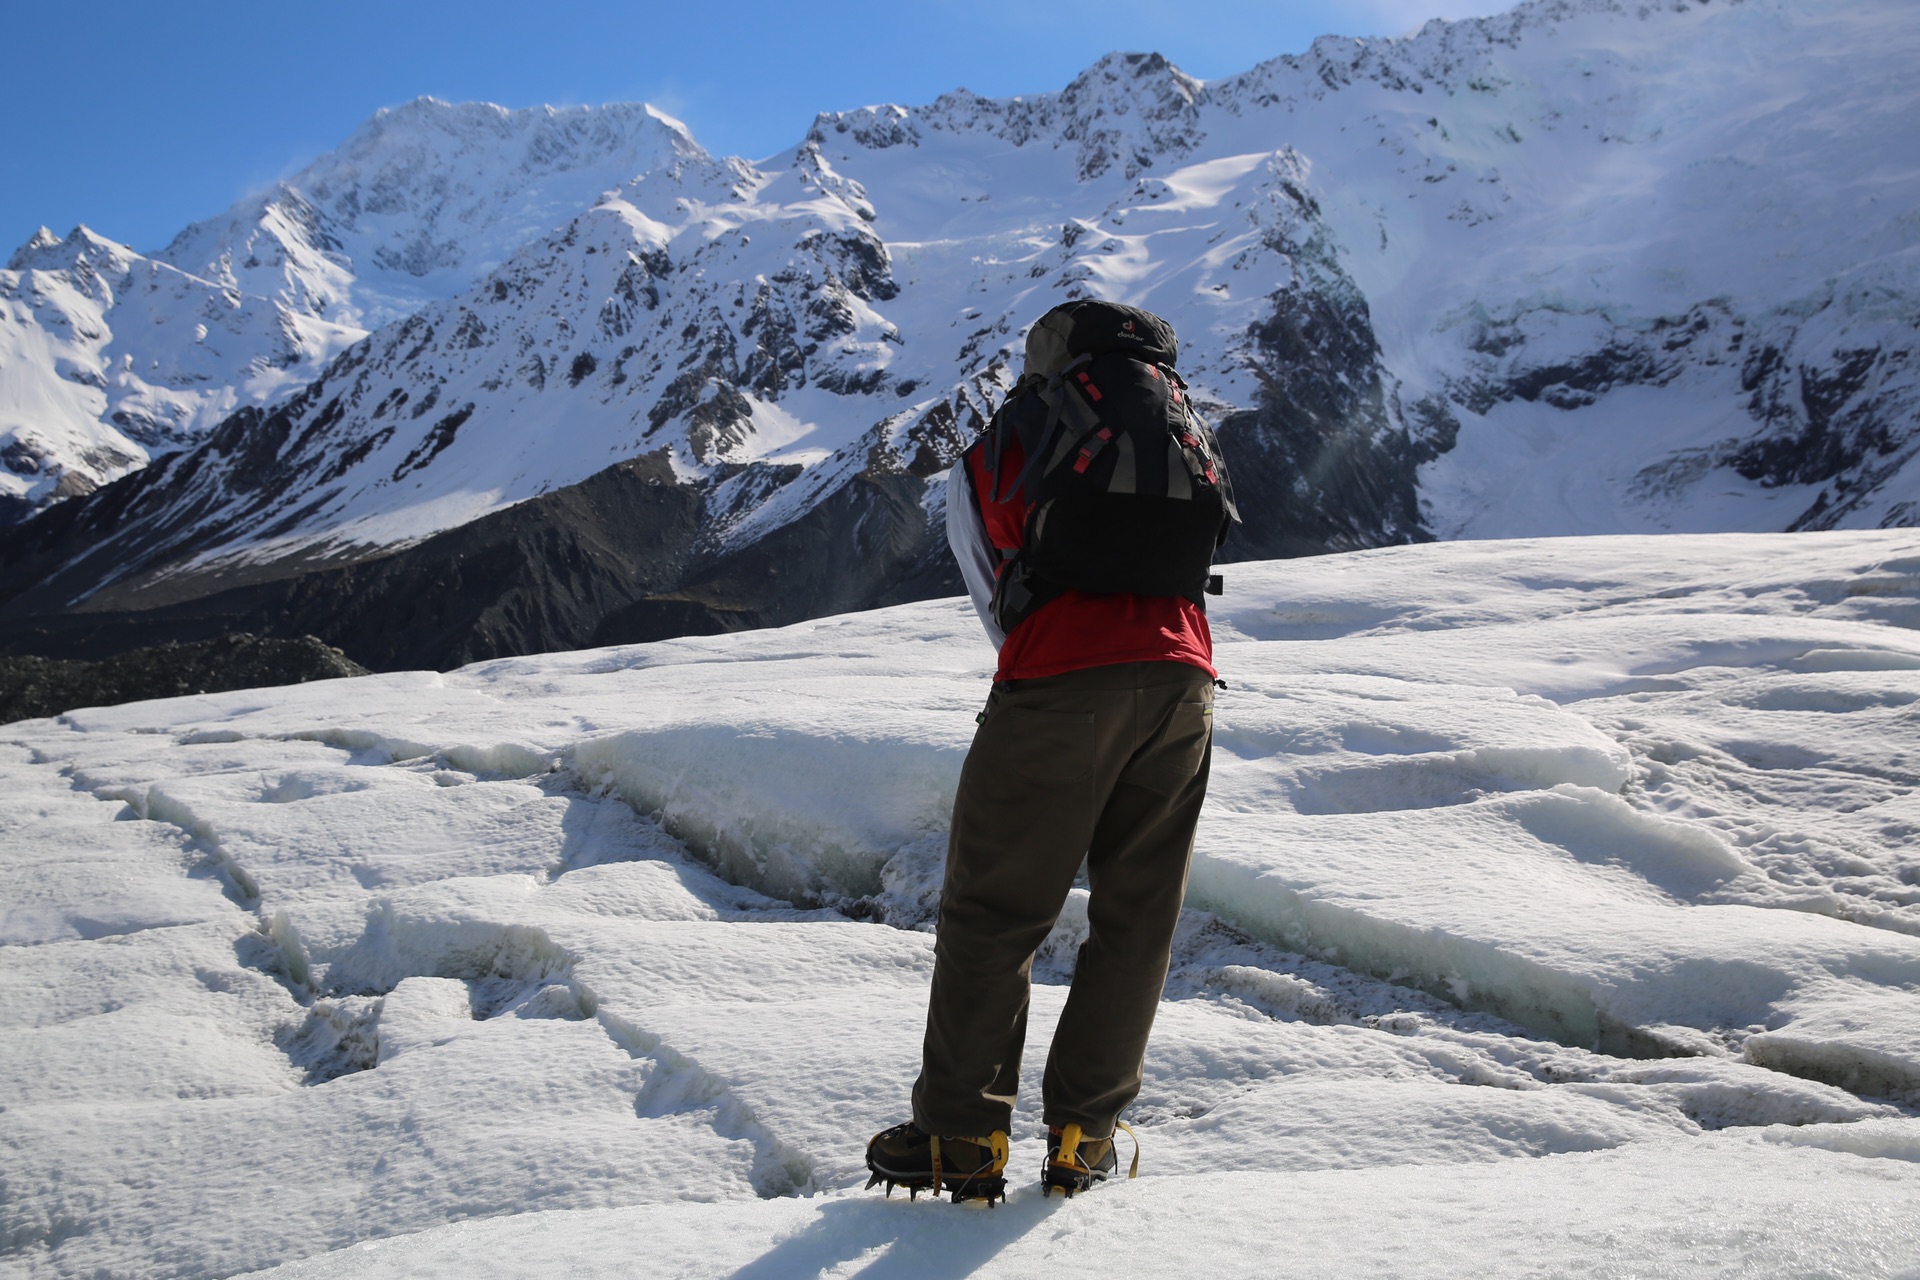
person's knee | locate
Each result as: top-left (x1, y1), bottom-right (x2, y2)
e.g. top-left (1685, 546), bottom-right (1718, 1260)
top-left (938, 899), bottom-right (1059, 960)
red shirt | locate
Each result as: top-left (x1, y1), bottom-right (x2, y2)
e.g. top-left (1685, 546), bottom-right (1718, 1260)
top-left (966, 442), bottom-right (1215, 683)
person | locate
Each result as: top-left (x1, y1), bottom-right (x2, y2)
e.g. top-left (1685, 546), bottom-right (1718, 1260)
top-left (866, 300), bottom-right (1235, 1204)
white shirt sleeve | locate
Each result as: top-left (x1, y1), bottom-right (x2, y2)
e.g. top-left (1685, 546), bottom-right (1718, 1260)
top-left (944, 461), bottom-right (1006, 651)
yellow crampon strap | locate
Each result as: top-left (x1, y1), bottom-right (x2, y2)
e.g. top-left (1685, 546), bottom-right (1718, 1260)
top-left (1051, 1122), bottom-right (1084, 1173)
top-left (1116, 1119), bottom-right (1140, 1179)
top-left (933, 1131), bottom-right (1011, 1196)
top-left (1051, 1121), bottom-right (1140, 1179)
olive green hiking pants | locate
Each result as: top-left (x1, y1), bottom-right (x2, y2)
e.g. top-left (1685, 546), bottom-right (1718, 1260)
top-left (912, 660), bottom-right (1214, 1140)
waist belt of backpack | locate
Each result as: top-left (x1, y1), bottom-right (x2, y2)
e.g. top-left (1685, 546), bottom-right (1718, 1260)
top-left (990, 555), bottom-right (1051, 635)
top-left (993, 541), bottom-right (1212, 632)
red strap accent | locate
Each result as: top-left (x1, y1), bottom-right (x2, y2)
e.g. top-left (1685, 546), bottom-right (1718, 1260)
top-left (1076, 371), bottom-right (1104, 402)
top-left (1073, 427), bottom-right (1113, 474)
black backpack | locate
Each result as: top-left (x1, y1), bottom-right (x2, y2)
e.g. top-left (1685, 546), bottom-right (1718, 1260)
top-left (980, 300), bottom-right (1239, 633)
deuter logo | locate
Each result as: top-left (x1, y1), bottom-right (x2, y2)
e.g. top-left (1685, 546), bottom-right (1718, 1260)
top-left (1121, 318), bottom-right (1139, 339)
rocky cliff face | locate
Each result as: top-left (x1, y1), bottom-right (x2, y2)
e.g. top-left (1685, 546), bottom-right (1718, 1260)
top-left (2, 0), bottom-right (1914, 670)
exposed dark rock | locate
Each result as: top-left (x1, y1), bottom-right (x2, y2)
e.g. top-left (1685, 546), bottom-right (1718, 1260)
top-left (2, 439), bottom-right (46, 476)
top-left (1450, 302), bottom-right (1734, 416)
top-left (392, 404), bottom-right (474, 481)
top-left (820, 230), bottom-right (899, 302)
top-left (740, 284), bottom-right (809, 396)
top-left (0, 450), bottom-right (707, 671)
top-left (812, 106), bottom-right (920, 150)
top-left (1216, 290), bottom-right (1435, 559)
top-left (1735, 343), bottom-right (1901, 490)
top-left (592, 470), bottom-right (944, 646)
top-left (682, 383), bottom-right (756, 463)
top-left (1214, 172), bottom-right (1443, 561)
top-left (815, 367), bottom-right (891, 396)
top-left (0, 633), bottom-right (368, 724)
top-left (0, 407), bottom-right (969, 678)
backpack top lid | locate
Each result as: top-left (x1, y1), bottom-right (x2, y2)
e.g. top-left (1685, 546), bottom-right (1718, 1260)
top-left (1023, 300), bottom-right (1178, 380)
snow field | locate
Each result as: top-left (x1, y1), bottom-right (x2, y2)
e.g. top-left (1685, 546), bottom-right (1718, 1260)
top-left (3, 531), bottom-right (1919, 1276)
top-left (233, 1133), bottom-right (1920, 1280)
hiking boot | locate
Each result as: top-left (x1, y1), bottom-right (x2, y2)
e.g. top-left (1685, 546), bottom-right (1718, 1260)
top-left (1042, 1121), bottom-right (1138, 1198)
top-left (865, 1121), bottom-right (1010, 1205)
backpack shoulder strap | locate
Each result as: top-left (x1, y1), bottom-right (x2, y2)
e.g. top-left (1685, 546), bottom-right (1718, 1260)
top-left (996, 354), bottom-right (1093, 503)
top-left (983, 371), bottom-right (1050, 504)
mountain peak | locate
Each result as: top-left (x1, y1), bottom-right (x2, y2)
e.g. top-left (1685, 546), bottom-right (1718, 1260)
top-left (334, 96), bottom-right (708, 170)
top-left (7, 224), bottom-right (137, 273)
top-left (821, 49), bottom-right (1207, 181)
top-left (1049, 49), bottom-right (1206, 179)
top-left (154, 98), bottom-right (713, 330)
top-left (7, 226), bottom-right (62, 270)
top-left (1067, 50), bottom-right (1202, 101)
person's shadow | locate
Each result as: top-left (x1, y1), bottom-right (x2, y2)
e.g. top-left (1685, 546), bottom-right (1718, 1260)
top-left (729, 1189), bottom-right (1062, 1279)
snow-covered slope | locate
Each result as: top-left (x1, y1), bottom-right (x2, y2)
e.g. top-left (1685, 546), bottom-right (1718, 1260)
top-left (2, 0), bottom-right (1916, 667)
top-left (3, 531), bottom-right (1917, 1278)
top-left (1226, 0), bottom-right (1920, 535)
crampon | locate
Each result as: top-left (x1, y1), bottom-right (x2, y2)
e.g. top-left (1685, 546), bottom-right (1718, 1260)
top-left (1041, 1120), bottom-right (1140, 1198)
top-left (864, 1122), bottom-right (1010, 1205)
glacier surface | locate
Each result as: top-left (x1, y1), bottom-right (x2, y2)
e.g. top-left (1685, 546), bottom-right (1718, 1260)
top-left (3, 530), bottom-right (1918, 1277)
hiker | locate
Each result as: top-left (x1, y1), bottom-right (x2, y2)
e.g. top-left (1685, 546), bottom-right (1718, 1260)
top-left (866, 300), bottom-right (1238, 1203)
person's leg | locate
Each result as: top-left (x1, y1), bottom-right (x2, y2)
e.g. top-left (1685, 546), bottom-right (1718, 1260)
top-left (912, 675), bottom-right (1104, 1137)
top-left (1041, 665), bottom-right (1213, 1137)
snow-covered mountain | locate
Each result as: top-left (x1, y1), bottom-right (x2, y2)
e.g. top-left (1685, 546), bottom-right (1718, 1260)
top-left (0, 102), bottom-right (703, 524)
top-left (2, 0), bottom-right (1916, 668)
top-left (0, 227), bottom-right (362, 519)
top-left (155, 98), bottom-right (708, 331)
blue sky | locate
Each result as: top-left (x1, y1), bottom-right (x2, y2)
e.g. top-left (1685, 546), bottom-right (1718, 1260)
top-left (4, 0), bottom-right (1498, 257)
